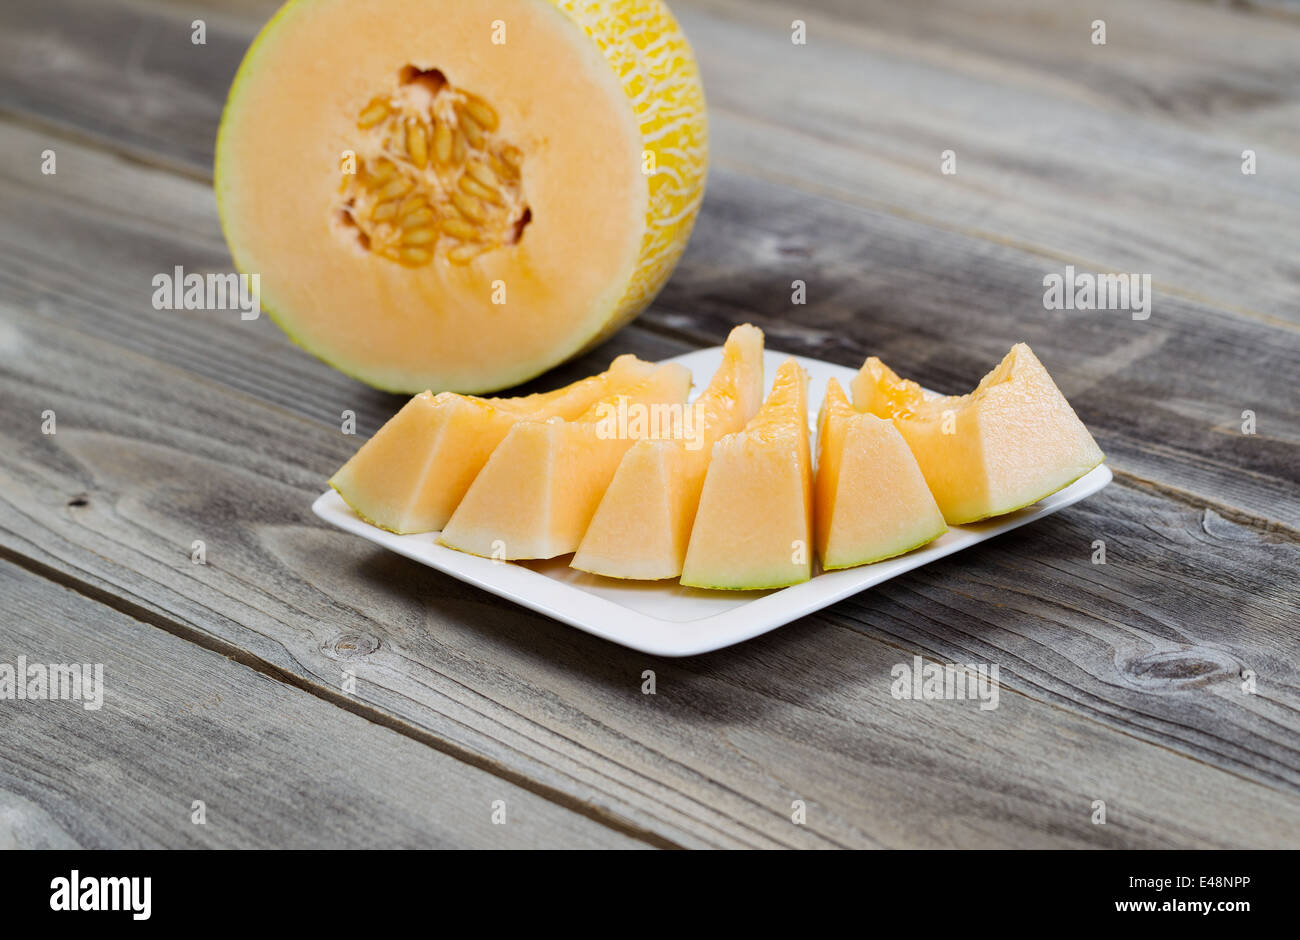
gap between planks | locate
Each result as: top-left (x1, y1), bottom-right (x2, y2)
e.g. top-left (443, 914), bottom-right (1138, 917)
top-left (9, 514), bottom-right (1295, 845)
top-left (814, 608), bottom-right (1300, 804)
top-left (707, 142), bottom-right (1299, 337)
top-left (0, 107), bottom-right (214, 186)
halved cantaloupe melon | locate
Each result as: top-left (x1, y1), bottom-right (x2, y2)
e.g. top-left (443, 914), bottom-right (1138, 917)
top-left (439, 361), bottom-right (692, 558)
top-left (215, 0), bottom-right (708, 393)
top-left (814, 378), bottom-right (947, 570)
top-left (571, 324), bottom-right (765, 579)
top-left (680, 358), bottom-right (813, 590)
top-left (851, 343), bottom-right (1105, 524)
top-left (329, 353), bottom-right (657, 533)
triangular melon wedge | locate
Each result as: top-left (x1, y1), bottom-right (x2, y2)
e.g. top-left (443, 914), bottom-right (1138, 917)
top-left (572, 324), bottom-right (765, 580)
top-left (815, 378), bottom-right (947, 570)
top-left (329, 354), bottom-right (657, 533)
top-left (851, 343), bottom-right (1105, 524)
top-left (680, 358), bottom-right (813, 590)
top-left (439, 361), bottom-right (693, 559)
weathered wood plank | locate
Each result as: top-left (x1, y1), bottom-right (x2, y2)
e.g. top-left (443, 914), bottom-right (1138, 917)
top-left (784, 0), bottom-right (1300, 151)
top-left (0, 0), bottom-right (241, 174)
top-left (0, 558), bottom-right (647, 848)
top-left (1, 300), bottom-right (1298, 847)
top-left (828, 485), bottom-right (1300, 793)
top-left (686, 0), bottom-right (1300, 323)
top-left (4, 0), bottom-right (1298, 323)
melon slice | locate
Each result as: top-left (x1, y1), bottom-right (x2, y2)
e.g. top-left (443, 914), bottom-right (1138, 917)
top-left (329, 353), bottom-right (657, 534)
top-left (851, 343), bottom-right (1105, 524)
top-left (571, 324), bottom-right (765, 579)
top-left (814, 378), bottom-right (947, 570)
top-left (680, 359), bottom-right (813, 590)
top-left (215, 0), bottom-right (707, 393)
top-left (439, 361), bottom-right (693, 558)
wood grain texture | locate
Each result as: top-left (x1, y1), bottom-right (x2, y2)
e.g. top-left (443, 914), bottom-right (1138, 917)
top-left (0, 558), bottom-right (646, 848)
top-left (691, 0), bottom-right (1300, 320)
top-left (1, 297), bottom-right (1297, 848)
top-left (0, 0), bottom-right (1296, 849)
top-left (5, 0), bottom-right (1299, 322)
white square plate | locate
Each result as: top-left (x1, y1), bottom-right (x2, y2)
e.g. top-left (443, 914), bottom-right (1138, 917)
top-left (313, 346), bottom-right (1112, 656)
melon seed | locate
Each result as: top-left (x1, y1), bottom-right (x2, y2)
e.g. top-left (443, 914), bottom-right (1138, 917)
top-left (466, 161), bottom-right (497, 187)
top-left (399, 246), bottom-right (431, 266)
top-left (462, 95), bottom-right (499, 131)
top-left (458, 175), bottom-right (503, 205)
top-left (377, 177), bottom-right (413, 201)
top-left (403, 227), bottom-right (437, 245)
top-left (368, 160), bottom-right (398, 184)
top-left (459, 109), bottom-right (486, 149)
top-left (451, 191), bottom-right (486, 222)
top-left (489, 153), bottom-right (518, 181)
top-left (400, 206), bottom-right (436, 228)
top-left (433, 122), bottom-right (453, 165)
top-left (439, 217), bottom-right (480, 241)
top-left (371, 200), bottom-right (398, 223)
top-left (406, 123), bottom-right (428, 169)
top-left (357, 98), bottom-right (389, 129)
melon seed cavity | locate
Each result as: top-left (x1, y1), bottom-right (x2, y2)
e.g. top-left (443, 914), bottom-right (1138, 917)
top-left (336, 66), bottom-right (530, 267)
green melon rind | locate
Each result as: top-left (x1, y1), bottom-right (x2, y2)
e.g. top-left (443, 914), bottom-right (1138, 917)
top-left (820, 523), bottom-right (948, 572)
top-left (944, 457), bottom-right (1106, 526)
top-left (328, 480), bottom-right (415, 535)
top-left (432, 537), bottom-right (497, 560)
top-left (680, 570), bottom-right (810, 591)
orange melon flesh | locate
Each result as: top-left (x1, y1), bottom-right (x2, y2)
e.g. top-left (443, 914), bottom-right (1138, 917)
top-left (680, 359), bottom-right (813, 590)
top-left (814, 378), bottom-right (947, 570)
top-left (439, 361), bottom-right (693, 559)
top-left (215, 0), bottom-right (708, 393)
top-left (329, 354), bottom-right (657, 533)
top-left (852, 343), bottom-right (1105, 525)
top-left (571, 324), bottom-right (765, 579)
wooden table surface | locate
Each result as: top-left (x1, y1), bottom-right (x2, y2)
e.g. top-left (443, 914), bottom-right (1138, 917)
top-left (1, 0), bottom-right (1297, 849)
